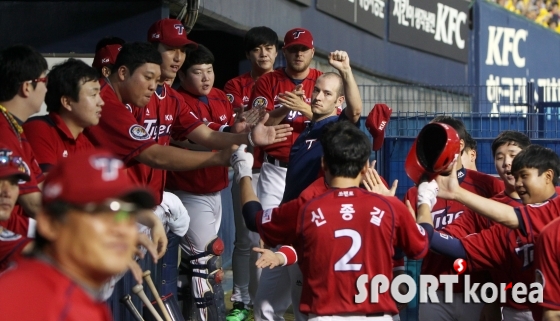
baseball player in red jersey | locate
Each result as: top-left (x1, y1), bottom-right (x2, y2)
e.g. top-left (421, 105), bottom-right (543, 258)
top-left (24, 59), bottom-right (102, 173)
top-left (248, 27), bottom-right (322, 321)
top-left (534, 217), bottom-right (560, 321)
top-left (404, 116), bottom-right (503, 321)
top-left (0, 149), bottom-right (156, 321)
top-left (165, 44), bottom-right (237, 320)
top-left (429, 144), bottom-right (560, 321)
top-left (0, 147), bottom-right (33, 272)
top-left (225, 26), bottom-right (279, 319)
top-left (232, 121), bottom-right (429, 320)
top-left (0, 45), bottom-right (47, 238)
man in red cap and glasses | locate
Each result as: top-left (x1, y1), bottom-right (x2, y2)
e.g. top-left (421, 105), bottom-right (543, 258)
top-left (0, 146), bottom-right (33, 273)
top-left (0, 149), bottom-right (156, 321)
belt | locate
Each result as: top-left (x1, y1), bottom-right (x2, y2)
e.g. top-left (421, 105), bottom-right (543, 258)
top-left (266, 154), bottom-right (289, 168)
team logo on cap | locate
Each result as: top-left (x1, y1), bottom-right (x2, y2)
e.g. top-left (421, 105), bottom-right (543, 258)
top-left (174, 24), bottom-right (185, 35)
top-left (292, 30), bottom-right (306, 39)
top-left (151, 33), bottom-right (161, 39)
top-left (252, 96), bottom-right (268, 109)
top-left (90, 156), bottom-right (123, 181)
top-left (226, 94), bottom-right (234, 104)
top-left (17, 161), bottom-right (30, 185)
top-left (129, 124), bottom-right (151, 141)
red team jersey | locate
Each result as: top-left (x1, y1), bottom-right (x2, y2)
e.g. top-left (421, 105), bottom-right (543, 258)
top-left (23, 112), bottom-right (95, 171)
top-left (535, 216), bottom-right (560, 318)
top-left (85, 83), bottom-right (203, 204)
top-left (404, 168), bottom-right (504, 292)
top-left (248, 68), bottom-right (323, 163)
top-left (224, 72), bottom-right (264, 169)
top-left (0, 258), bottom-right (112, 321)
top-left (166, 87), bottom-right (234, 193)
top-left (455, 193), bottom-right (560, 320)
top-left (0, 229), bottom-right (31, 272)
top-left (257, 186), bottom-right (429, 316)
top-left (0, 114), bottom-right (44, 236)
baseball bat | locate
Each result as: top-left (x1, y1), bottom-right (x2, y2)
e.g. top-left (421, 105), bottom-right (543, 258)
top-left (119, 294), bottom-right (145, 321)
top-left (132, 284), bottom-right (164, 321)
top-left (142, 270), bottom-right (172, 321)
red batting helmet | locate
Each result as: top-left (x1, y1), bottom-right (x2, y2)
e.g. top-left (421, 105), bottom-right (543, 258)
top-left (405, 122), bottom-right (460, 185)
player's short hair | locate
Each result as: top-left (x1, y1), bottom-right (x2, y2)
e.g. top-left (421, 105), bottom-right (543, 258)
top-left (180, 44), bottom-right (214, 72)
top-left (45, 58), bottom-right (99, 113)
top-left (511, 145), bottom-right (560, 185)
top-left (0, 45), bottom-right (48, 102)
top-left (320, 121), bottom-right (370, 178)
top-left (95, 36), bottom-right (125, 53)
top-left (243, 26), bottom-right (279, 54)
top-left (34, 201), bottom-right (71, 251)
top-left (464, 132), bottom-right (477, 152)
top-left (317, 72), bottom-right (343, 98)
top-left (491, 131), bottom-right (531, 157)
top-left (111, 42), bottom-right (162, 76)
top-left (430, 116), bottom-right (468, 151)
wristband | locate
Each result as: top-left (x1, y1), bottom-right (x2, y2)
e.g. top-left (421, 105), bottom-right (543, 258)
top-left (277, 245), bottom-right (298, 266)
top-left (248, 131), bottom-right (256, 147)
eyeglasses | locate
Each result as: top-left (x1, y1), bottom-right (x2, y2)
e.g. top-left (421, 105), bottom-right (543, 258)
top-left (74, 199), bottom-right (139, 222)
top-left (28, 76), bottom-right (49, 86)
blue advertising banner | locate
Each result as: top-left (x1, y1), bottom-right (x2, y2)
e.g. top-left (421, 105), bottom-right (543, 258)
top-left (473, 0), bottom-right (560, 113)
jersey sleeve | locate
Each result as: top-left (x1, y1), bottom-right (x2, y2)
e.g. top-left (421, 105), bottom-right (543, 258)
top-left (171, 94), bottom-right (204, 140)
top-left (22, 119), bottom-right (57, 171)
top-left (390, 197), bottom-right (429, 260)
top-left (248, 75), bottom-right (275, 112)
top-left (535, 222), bottom-right (560, 310)
top-left (256, 198), bottom-right (300, 247)
top-left (443, 208), bottom-right (487, 238)
top-left (460, 224), bottom-right (509, 271)
top-left (170, 93), bottom-right (204, 141)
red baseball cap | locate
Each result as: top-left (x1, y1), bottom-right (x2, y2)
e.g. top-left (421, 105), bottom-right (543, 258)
top-left (0, 147), bottom-right (30, 182)
top-left (42, 149), bottom-right (155, 209)
top-left (365, 104), bottom-right (392, 151)
top-left (405, 122), bottom-right (460, 185)
top-left (147, 18), bottom-right (197, 48)
top-left (283, 28), bottom-right (314, 49)
top-left (92, 44), bottom-right (122, 69)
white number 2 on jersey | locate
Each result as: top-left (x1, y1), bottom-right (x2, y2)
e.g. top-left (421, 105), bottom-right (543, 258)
top-left (334, 229), bottom-right (362, 271)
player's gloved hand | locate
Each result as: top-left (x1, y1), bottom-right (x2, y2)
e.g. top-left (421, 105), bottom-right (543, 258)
top-left (417, 180), bottom-right (439, 211)
top-left (230, 144), bottom-right (254, 184)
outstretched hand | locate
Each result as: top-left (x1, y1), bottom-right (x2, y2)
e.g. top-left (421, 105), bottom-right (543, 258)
top-left (362, 160), bottom-right (398, 196)
top-left (435, 160), bottom-right (460, 200)
top-left (251, 113), bottom-right (293, 146)
top-left (253, 247), bottom-right (284, 269)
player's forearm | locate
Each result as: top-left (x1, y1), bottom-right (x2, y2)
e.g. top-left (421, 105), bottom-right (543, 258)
top-left (416, 203), bottom-right (433, 226)
top-left (18, 192), bottom-right (42, 218)
top-left (339, 68), bottom-right (362, 123)
top-left (136, 144), bottom-right (226, 171)
top-left (544, 309), bottom-right (560, 321)
top-left (265, 106), bottom-right (291, 125)
top-left (454, 187), bottom-right (519, 228)
top-left (187, 125), bottom-right (249, 150)
top-left (240, 176), bottom-right (259, 205)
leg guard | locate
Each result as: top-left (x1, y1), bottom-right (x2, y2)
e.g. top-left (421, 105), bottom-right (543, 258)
top-left (180, 237), bottom-right (226, 321)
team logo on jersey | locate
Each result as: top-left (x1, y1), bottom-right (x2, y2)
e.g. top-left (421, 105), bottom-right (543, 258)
top-left (226, 94), bottom-right (234, 103)
top-left (262, 209), bottom-right (273, 224)
top-left (253, 96), bottom-right (268, 109)
top-left (129, 124), bottom-right (151, 141)
top-left (0, 229), bottom-right (22, 241)
top-left (417, 224), bottom-right (426, 236)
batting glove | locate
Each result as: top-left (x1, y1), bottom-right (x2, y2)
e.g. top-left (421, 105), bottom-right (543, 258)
top-left (230, 144), bottom-right (254, 184)
top-left (417, 180), bottom-right (439, 211)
